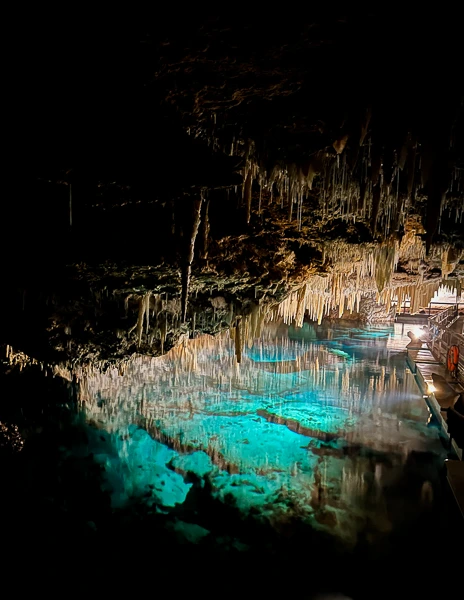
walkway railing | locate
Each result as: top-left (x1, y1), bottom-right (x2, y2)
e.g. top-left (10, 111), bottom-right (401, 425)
top-left (428, 306), bottom-right (464, 381)
top-left (397, 301), bottom-right (464, 316)
top-left (430, 305), bottom-right (459, 328)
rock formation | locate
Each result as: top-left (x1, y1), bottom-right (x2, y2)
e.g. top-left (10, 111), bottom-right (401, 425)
top-left (2, 14), bottom-right (463, 366)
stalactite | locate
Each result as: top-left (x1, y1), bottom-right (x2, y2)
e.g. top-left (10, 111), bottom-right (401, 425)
top-left (244, 169), bottom-right (253, 224)
top-left (184, 111), bottom-right (463, 239)
top-left (389, 280), bottom-right (442, 314)
top-left (199, 198), bottom-right (210, 260)
top-left (128, 292), bottom-right (151, 348)
top-left (181, 195), bottom-right (203, 323)
top-left (440, 244), bottom-right (463, 279)
top-left (124, 295), bottom-right (132, 318)
top-left (145, 294), bottom-right (150, 335)
top-left (370, 183), bottom-right (381, 235)
top-left (69, 184), bottom-right (73, 227)
top-left (374, 243), bottom-right (398, 293)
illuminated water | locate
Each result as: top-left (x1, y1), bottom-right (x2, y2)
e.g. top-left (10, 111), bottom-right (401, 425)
top-left (78, 320), bottom-right (448, 551)
top-left (5, 319), bottom-right (457, 597)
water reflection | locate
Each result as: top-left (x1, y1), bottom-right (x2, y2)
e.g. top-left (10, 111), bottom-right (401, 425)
top-left (78, 320), bottom-right (446, 545)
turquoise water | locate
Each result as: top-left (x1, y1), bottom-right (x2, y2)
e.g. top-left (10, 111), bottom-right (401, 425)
top-left (79, 320), bottom-right (447, 549)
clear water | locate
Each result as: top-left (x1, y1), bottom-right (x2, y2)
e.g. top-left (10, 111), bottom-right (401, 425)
top-left (79, 320), bottom-right (448, 549)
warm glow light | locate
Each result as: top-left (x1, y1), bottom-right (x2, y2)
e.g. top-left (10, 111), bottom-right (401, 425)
top-left (427, 384), bottom-right (436, 394)
top-left (410, 325), bottom-right (425, 339)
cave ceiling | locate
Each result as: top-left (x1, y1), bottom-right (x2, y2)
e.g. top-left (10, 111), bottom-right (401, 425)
top-left (3, 13), bottom-right (464, 365)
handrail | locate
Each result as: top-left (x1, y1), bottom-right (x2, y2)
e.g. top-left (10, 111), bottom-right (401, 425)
top-left (429, 305), bottom-right (460, 327)
top-left (396, 301), bottom-right (464, 316)
top-left (428, 307), bottom-right (464, 381)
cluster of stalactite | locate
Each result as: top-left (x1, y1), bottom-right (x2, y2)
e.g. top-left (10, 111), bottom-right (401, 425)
top-left (398, 229), bottom-right (426, 274)
top-left (270, 259), bottom-right (460, 328)
top-left (439, 245), bottom-right (464, 279)
top-left (150, 140), bottom-right (462, 334)
top-left (272, 278), bottom-right (449, 327)
top-left (123, 238), bottom-right (461, 347)
top-left (127, 292), bottom-right (171, 352)
top-left (380, 281), bottom-right (442, 315)
top-left (124, 289), bottom-right (268, 363)
top-left (270, 243), bottom-right (397, 326)
top-left (208, 126), bottom-right (464, 243)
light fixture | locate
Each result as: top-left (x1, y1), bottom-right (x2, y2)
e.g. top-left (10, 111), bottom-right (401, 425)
top-left (410, 325), bottom-right (425, 339)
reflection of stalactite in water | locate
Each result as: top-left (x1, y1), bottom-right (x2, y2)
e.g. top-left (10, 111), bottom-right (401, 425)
top-left (228, 304), bottom-right (269, 364)
top-left (76, 320), bottom-right (413, 423)
top-left (234, 317), bottom-right (242, 363)
top-left (55, 310), bottom-right (441, 548)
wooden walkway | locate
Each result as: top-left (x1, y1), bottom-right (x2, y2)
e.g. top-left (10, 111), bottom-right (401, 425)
top-left (407, 347), bottom-right (441, 366)
top-left (405, 324), bottom-right (464, 519)
top-left (407, 341), bottom-right (462, 454)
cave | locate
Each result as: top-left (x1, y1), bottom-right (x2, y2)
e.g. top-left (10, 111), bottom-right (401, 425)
top-left (2, 13), bottom-right (463, 598)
